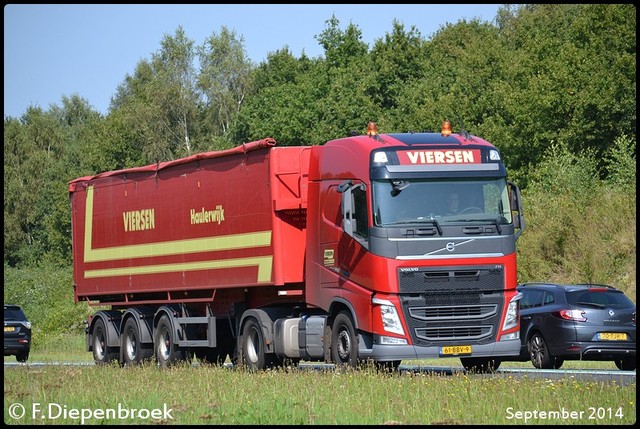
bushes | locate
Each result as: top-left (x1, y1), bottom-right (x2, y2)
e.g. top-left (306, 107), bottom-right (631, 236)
top-left (516, 136), bottom-right (636, 301)
top-left (3, 261), bottom-right (92, 348)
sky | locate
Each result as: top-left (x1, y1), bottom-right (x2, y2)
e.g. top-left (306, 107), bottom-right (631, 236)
top-left (4, 4), bottom-right (502, 119)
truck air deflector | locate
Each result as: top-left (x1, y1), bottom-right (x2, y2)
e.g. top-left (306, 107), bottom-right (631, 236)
top-left (385, 133), bottom-right (461, 145)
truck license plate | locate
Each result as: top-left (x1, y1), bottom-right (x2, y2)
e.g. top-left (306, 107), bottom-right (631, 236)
top-left (440, 345), bottom-right (472, 356)
top-left (599, 332), bottom-right (627, 341)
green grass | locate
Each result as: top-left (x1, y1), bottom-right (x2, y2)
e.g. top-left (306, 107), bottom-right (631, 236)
top-left (4, 360), bottom-right (635, 425)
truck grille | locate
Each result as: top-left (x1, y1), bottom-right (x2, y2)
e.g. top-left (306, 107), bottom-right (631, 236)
top-left (398, 265), bottom-right (504, 346)
top-left (414, 325), bottom-right (493, 342)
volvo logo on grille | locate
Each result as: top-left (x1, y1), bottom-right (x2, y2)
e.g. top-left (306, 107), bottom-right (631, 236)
top-left (446, 242), bottom-right (456, 252)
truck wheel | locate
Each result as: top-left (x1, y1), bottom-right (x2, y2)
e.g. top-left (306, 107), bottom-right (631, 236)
top-left (331, 311), bottom-right (359, 368)
top-left (92, 318), bottom-right (118, 365)
top-left (122, 318), bottom-right (153, 365)
top-left (240, 317), bottom-right (270, 371)
top-left (460, 357), bottom-right (501, 373)
top-left (154, 315), bottom-right (185, 368)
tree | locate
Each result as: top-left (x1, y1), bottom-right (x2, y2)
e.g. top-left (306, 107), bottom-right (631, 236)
top-left (315, 15), bottom-right (368, 68)
top-left (495, 4), bottom-right (636, 178)
top-left (197, 26), bottom-right (255, 146)
top-left (110, 26), bottom-right (201, 162)
top-left (230, 48), bottom-right (320, 146)
top-left (369, 20), bottom-right (427, 112)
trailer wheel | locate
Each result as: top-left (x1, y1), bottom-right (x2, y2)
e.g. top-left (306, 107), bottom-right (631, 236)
top-left (331, 311), bottom-right (358, 368)
top-left (155, 315), bottom-right (185, 368)
top-left (92, 318), bottom-right (118, 365)
top-left (240, 317), bottom-right (270, 371)
top-left (122, 318), bottom-right (153, 365)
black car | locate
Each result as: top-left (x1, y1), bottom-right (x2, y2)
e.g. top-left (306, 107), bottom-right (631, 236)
top-left (4, 304), bottom-right (32, 362)
top-left (513, 283), bottom-right (636, 370)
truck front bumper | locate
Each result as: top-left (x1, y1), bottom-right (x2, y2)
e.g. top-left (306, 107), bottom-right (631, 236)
top-left (357, 333), bottom-right (521, 362)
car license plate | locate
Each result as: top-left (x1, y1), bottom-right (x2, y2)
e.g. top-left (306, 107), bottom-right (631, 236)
top-left (440, 345), bottom-right (472, 356)
top-left (4, 326), bottom-right (15, 332)
top-left (599, 332), bottom-right (627, 341)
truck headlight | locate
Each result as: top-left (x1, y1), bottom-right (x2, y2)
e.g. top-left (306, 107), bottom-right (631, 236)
top-left (373, 298), bottom-right (405, 335)
top-left (502, 292), bottom-right (522, 331)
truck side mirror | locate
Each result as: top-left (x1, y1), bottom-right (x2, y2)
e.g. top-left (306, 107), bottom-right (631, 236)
top-left (508, 181), bottom-right (525, 240)
top-left (338, 180), bottom-right (355, 237)
top-left (337, 180), bottom-right (366, 238)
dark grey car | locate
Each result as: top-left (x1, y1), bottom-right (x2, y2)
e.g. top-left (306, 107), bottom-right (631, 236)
top-left (4, 304), bottom-right (32, 362)
top-left (511, 283), bottom-right (636, 370)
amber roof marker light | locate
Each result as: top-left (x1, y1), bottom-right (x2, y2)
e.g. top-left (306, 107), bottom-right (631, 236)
top-left (366, 121), bottom-right (384, 142)
top-left (441, 119), bottom-right (452, 137)
top-left (367, 121), bottom-right (378, 137)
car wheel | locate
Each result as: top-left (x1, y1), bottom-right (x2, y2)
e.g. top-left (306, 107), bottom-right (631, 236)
top-left (528, 332), bottom-right (561, 369)
top-left (16, 352), bottom-right (29, 362)
top-left (614, 358), bottom-right (636, 371)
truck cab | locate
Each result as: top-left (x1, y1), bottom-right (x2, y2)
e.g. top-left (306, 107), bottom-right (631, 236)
top-left (304, 122), bottom-right (524, 371)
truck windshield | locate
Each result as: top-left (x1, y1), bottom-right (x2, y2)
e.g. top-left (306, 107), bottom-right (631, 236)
top-left (372, 178), bottom-right (512, 227)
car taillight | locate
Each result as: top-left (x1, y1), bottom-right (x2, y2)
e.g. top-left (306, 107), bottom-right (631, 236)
top-left (556, 309), bottom-right (587, 322)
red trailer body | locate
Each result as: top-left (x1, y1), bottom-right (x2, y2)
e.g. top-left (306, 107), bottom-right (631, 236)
top-left (70, 124), bottom-right (526, 371)
top-left (71, 139), bottom-right (309, 308)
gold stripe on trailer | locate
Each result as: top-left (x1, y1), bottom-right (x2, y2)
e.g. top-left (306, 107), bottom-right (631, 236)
top-left (84, 255), bottom-right (273, 283)
top-left (83, 186), bottom-right (271, 262)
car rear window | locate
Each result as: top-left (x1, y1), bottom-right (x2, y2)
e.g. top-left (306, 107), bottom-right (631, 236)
top-left (4, 307), bottom-right (27, 321)
top-left (566, 290), bottom-right (635, 309)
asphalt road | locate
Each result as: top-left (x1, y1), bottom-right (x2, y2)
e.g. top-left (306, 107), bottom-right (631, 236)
top-left (4, 361), bottom-right (636, 385)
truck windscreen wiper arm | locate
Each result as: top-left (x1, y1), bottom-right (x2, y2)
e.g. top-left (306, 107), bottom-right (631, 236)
top-left (425, 217), bottom-right (443, 236)
top-left (383, 217), bottom-right (442, 235)
top-left (464, 217), bottom-right (502, 234)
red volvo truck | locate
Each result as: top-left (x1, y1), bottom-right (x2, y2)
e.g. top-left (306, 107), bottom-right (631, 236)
top-left (69, 121), bottom-right (525, 372)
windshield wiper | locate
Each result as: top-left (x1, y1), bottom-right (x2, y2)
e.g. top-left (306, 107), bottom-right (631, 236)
top-left (426, 217), bottom-right (443, 235)
top-left (383, 217), bottom-right (443, 235)
top-left (462, 217), bottom-right (502, 234)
